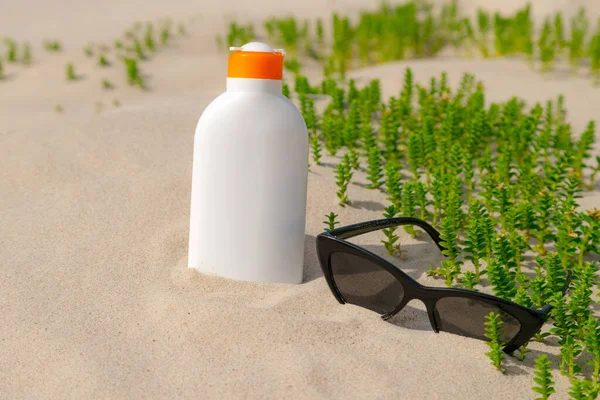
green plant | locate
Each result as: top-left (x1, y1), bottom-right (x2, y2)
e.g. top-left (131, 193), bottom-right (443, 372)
top-left (533, 189), bottom-right (555, 255)
top-left (538, 17), bottom-right (556, 73)
top-left (113, 99), bottom-right (121, 107)
top-left (124, 57), bottom-right (144, 88)
top-left (332, 88), bottom-right (345, 114)
top-left (344, 100), bottom-right (361, 148)
top-left (544, 253), bottom-right (566, 296)
top-left (381, 204), bottom-right (400, 256)
top-left (365, 145), bottom-right (382, 189)
top-left (459, 271), bottom-right (478, 290)
top-left (589, 156), bottom-right (600, 189)
top-left (22, 42), bottom-right (31, 65)
top-left (568, 8), bottom-right (589, 71)
top-left (316, 18), bottom-right (324, 47)
top-left (310, 133), bottom-right (322, 166)
top-left (532, 354), bottom-right (555, 400)
top-left (547, 289), bottom-right (586, 378)
top-left (589, 22), bottom-right (600, 84)
top-left (380, 104), bottom-right (400, 160)
top-left (294, 74), bottom-right (313, 95)
top-left (281, 82), bottom-right (291, 99)
top-left (98, 54), bottom-right (110, 67)
top-left (484, 312), bottom-right (505, 373)
top-left (178, 23), bottom-right (187, 36)
top-left (55, 104), bottom-right (64, 113)
top-left (577, 209), bottom-right (599, 266)
top-left (559, 335), bottom-right (582, 378)
top-left (487, 259), bottom-right (516, 300)
top-left (323, 212), bottom-right (339, 231)
top-left (65, 63), bottom-right (77, 81)
top-left (414, 182), bottom-right (428, 220)
top-left (583, 316), bottom-right (600, 381)
top-left (43, 40), bottom-right (62, 52)
top-left (554, 13), bottom-right (566, 54)
top-left (102, 78), bottom-right (113, 89)
top-left (84, 43), bottom-right (94, 57)
top-left (264, 17), bottom-right (302, 54)
top-left (568, 378), bottom-right (600, 399)
top-left (348, 147), bottom-right (360, 170)
top-left (476, 9), bottom-right (490, 58)
top-left (463, 213), bottom-right (486, 279)
top-left (385, 159), bottom-right (401, 208)
top-left (401, 182), bottom-right (418, 238)
top-left (513, 288), bottom-right (533, 360)
top-left (145, 23), bottom-right (156, 52)
top-left (161, 21), bottom-right (172, 45)
top-left (284, 58), bottom-right (301, 74)
top-left (322, 113), bottom-right (343, 156)
top-left (226, 21), bottom-right (255, 47)
top-left (133, 38), bottom-right (145, 59)
top-left (438, 216), bottom-right (463, 286)
top-left (407, 131), bottom-right (424, 180)
top-left (299, 93), bottom-right (317, 135)
top-left (5, 39), bottom-right (16, 62)
top-left (335, 155), bottom-right (352, 206)
top-left (575, 121), bottom-right (595, 182)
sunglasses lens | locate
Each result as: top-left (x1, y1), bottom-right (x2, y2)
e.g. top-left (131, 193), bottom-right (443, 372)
top-left (435, 297), bottom-right (521, 342)
top-left (330, 252), bottom-right (404, 314)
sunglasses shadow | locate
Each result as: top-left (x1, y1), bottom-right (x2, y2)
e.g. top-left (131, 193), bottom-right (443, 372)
top-left (503, 347), bottom-right (563, 376)
top-left (355, 241), bottom-right (445, 282)
top-left (303, 233), bottom-right (446, 284)
top-left (385, 300), bottom-right (432, 332)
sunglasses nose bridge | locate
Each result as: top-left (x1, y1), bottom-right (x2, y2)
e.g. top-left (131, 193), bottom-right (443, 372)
top-left (393, 281), bottom-right (440, 333)
top-left (406, 284), bottom-right (440, 333)
top-left (425, 302), bottom-right (440, 333)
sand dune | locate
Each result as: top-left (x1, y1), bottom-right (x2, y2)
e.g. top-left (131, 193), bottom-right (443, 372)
top-left (1, 0), bottom-right (599, 398)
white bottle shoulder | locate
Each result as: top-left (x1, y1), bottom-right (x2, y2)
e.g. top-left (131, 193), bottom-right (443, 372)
top-left (196, 91), bottom-right (307, 139)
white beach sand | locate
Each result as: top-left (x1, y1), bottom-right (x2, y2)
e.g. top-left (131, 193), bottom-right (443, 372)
top-left (1, 0), bottom-right (599, 398)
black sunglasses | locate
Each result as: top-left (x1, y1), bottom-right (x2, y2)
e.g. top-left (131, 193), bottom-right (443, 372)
top-left (316, 217), bottom-right (565, 354)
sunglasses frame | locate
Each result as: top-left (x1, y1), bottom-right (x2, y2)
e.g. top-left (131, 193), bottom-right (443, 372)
top-left (316, 217), bottom-right (557, 354)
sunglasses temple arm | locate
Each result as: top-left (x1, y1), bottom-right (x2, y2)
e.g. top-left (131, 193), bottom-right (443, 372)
top-left (538, 272), bottom-right (571, 321)
top-left (329, 217), bottom-right (445, 251)
top-left (540, 304), bottom-right (553, 321)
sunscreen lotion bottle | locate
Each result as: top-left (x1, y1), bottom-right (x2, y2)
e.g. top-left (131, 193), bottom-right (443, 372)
top-left (188, 42), bottom-right (308, 284)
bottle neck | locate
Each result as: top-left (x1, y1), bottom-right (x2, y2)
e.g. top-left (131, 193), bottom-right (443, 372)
top-left (226, 78), bottom-right (282, 94)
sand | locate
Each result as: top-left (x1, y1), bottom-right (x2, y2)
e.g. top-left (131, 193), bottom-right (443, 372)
top-left (1, 0), bottom-right (599, 398)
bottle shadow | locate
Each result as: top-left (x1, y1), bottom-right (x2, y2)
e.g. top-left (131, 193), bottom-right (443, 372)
top-left (303, 233), bottom-right (321, 282)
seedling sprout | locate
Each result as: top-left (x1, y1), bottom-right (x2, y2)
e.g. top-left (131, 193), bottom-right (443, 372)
top-left (65, 63), bottom-right (77, 81)
top-left (22, 42), bottom-right (31, 65)
top-left (43, 40), bottom-right (62, 52)
top-left (323, 212), bottom-right (339, 231)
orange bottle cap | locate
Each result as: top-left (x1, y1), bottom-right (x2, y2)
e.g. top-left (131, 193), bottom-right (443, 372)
top-left (227, 42), bottom-right (284, 81)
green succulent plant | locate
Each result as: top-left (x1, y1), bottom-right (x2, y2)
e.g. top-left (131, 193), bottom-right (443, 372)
top-left (532, 354), bottom-right (555, 400)
top-left (484, 312), bottom-right (505, 373)
top-left (323, 212), bottom-right (339, 232)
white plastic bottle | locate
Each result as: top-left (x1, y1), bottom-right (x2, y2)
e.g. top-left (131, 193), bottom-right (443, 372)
top-left (188, 42), bottom-right (308, 284)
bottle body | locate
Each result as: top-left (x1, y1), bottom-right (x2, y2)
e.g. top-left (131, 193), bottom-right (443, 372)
top-left (188, 78), bottom-right (308, 284)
